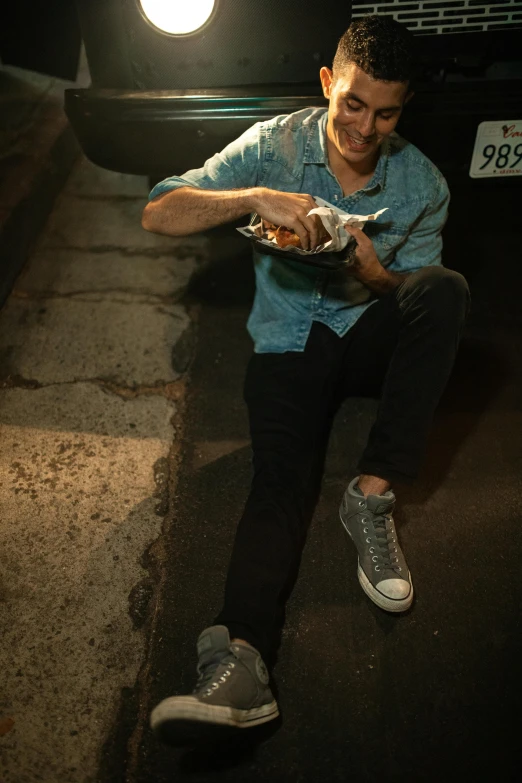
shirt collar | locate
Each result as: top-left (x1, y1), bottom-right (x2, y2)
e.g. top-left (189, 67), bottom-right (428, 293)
top-left (304, 109), bottom-right (389, 192)
top-left (303, 110), bottom-right (329, 165)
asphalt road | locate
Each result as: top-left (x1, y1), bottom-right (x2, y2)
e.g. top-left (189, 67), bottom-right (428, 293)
top-left (111, 214), bottom-right (522, 783)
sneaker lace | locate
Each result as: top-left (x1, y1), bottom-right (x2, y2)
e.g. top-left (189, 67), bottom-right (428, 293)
top-left (192, 650), bottom-right (236, 694)
top-left (372, 513), bottom-right (400, 572)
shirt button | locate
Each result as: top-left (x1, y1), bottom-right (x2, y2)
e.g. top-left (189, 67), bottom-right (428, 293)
top-left (333, 194), bottom-right (338, 201)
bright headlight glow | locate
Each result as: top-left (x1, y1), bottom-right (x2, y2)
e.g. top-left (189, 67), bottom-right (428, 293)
top-left (139, 0), bottom-right (216, 35)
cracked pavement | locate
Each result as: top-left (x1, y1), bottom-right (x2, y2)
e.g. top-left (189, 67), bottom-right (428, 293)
top-left (0, 158), bottom-right (205, 783)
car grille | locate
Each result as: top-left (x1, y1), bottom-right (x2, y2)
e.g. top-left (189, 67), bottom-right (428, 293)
top-left (352, 0), bottom-right (522, 35)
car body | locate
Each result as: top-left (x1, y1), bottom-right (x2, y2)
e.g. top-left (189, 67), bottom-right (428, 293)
top-left (65, 0), bottom-right (522, 238)
top-left (65, 2), bottom-right (521, 170)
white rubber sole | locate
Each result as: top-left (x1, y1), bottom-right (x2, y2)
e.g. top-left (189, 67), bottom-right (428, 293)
top-left (340, 510), bottom-right (414, 613)
top-left (150, 695), bottom-right (280, 745)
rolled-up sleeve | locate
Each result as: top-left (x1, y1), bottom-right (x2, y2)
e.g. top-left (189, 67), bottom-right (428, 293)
top-left (148, 122), bottom-right (263, 201)
top-left (391, 175), bottom-right (450, 273)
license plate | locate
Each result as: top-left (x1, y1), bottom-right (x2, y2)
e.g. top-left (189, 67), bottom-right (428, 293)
top-left (469, 120), bottom-right (522, 178)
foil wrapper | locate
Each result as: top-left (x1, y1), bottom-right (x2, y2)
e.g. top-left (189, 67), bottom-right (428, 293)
top-left (237, 196), bottom-right (388, 256)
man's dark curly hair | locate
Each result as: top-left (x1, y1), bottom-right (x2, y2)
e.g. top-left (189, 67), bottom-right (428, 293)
top-left (333, 15), bottom-right (415, 84)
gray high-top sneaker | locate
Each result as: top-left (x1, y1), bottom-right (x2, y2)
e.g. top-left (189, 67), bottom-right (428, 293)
top-left (150, 625), bottom-right (279, 746)
top-left (339, 477), bottom-right (413, 612)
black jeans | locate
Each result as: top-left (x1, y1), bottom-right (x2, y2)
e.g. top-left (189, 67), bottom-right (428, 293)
top-left (213, 266), bottom-right (470, 662)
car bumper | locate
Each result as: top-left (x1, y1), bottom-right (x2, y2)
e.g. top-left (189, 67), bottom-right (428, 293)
top-left (64, 85), bottom-right (327, 177)
top-left (64, 82), bottom-right (522, 198)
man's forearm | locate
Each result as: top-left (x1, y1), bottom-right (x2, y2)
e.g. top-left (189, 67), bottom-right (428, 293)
top-left (142, 186), bottom-right (258, 236)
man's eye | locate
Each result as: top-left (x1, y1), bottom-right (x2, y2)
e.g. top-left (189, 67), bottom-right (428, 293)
top-left (346, 102), bottom-right (360, 111)
top-left (379, 113), bottom-right (395, 121)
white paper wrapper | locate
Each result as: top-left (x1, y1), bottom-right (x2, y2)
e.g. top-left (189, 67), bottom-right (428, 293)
top-left (237, 196), bottom-right (388, 256)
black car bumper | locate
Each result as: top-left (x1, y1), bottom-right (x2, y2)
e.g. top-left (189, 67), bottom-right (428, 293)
top-left (64, 80), bottom-right (522, 204)
top-left (64, 84), bottom-right (328, 178)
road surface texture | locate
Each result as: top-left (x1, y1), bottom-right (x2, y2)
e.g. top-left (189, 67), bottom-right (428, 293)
top-left (119, 208), bottom-right (521, 780)
top-left (0, 157), bottom-right (206, 783)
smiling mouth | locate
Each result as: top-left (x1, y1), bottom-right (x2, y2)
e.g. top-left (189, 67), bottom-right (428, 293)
top-left (346, 133), bottom-right (372, 148)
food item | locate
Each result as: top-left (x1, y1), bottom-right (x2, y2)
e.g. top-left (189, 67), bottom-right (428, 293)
top-left (275, 226), bottom-right (301, 248)
top-left (262, 221), bottom-right (278, 242)
top-left (261, 216), bottom-right (330, 250)
top-left (238, 199), bottom-right (389, 256)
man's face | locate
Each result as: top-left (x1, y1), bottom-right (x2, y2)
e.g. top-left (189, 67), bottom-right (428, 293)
top-left (320, 63), bottom-right (411, 166)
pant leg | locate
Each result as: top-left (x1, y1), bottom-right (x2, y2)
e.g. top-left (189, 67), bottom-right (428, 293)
top-left (339, 265), bottom-right (470, 483)
top-left (213, 322), bottom-right (343, 662)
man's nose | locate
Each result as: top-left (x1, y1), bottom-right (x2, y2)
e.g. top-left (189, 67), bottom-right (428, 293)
top-left (356, 111), bottom-right (375, 139)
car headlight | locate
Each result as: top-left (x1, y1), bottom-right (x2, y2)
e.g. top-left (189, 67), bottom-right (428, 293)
top-left (139, 0), bottom-right (216, 36)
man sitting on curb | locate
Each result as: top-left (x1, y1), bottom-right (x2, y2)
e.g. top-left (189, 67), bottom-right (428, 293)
top-left (142, 14), bottom-right (470, 744)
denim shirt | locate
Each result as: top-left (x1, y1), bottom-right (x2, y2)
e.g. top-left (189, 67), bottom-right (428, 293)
top-left (149, 108), bottom-right (449, 353)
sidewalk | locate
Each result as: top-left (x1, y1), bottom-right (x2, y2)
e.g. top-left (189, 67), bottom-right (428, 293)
top-left (0, 54), bottom-right (89, 307)
top-left (0, 140), bottom-right (206, 781)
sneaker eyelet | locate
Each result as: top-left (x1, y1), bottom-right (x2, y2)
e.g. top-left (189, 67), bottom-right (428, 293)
top-left (358, 501), bottom-right (365, 508)
top-left (375, 566), bottom-right (381, 572)
top-left (398, 567), bottom-right (402, 571)
top-left (363, 527), bottom-right (368, 533)
top-left (366, 537), bottom-right (371, 543)
top-left (372, 555), bottom-right (378, 562)
top-left (211, 683), bottom-right (219, 689)
top-left (224, 670), bottom-right (231, 677)
top-left (369, 547), bottom-right (375, 554)
top-left (229, 662), bottom-right (235, 668)
top-left (219, 676), bottom-right (226, 683)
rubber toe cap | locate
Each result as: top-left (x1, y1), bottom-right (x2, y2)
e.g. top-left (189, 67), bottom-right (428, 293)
top-left (378, 577), bottom-right (411, 600)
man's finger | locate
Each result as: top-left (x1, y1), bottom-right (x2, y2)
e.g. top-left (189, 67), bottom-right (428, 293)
top-left (344, 223), bottom-right (365, 237)
top-left (345, 224), bottom-right (370, 246)
top-left (292, 220), bottom-right (309, 250)
top-left (302, 215), bottom-right (319, 249)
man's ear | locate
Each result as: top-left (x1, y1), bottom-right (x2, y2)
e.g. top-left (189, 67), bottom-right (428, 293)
top-left (320, 66), bottom-right (334, 100)
top-left (404, 90), bottom-right (414, 105)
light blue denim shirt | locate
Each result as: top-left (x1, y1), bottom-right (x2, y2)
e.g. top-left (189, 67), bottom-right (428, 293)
top-left (149, 108), bottom-right (449, 353)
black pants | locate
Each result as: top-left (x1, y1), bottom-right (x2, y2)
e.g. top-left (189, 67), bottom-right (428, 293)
top-left (213, 266), bottom-right (470, 663)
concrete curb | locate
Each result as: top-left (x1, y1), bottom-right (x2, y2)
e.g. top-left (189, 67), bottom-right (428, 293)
top-left (0, 114), bottom-right (80, 307)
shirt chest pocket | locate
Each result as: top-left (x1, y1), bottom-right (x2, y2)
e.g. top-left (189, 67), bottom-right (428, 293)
top-left (366, 221), bottom-right (409, 252)
top-left (260, 158), bottom-right (303, 191)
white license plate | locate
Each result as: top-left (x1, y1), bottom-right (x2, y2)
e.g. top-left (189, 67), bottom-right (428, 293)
top-left (469, 120), bottom-right (522, 178)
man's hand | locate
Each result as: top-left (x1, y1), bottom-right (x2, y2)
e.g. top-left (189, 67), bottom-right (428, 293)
top-left (344, 225), bottom-right (383, 278)
top-left (250, 188), bottom-right (320, 250)
top-left (344, 224), bottom-right (406, 294)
